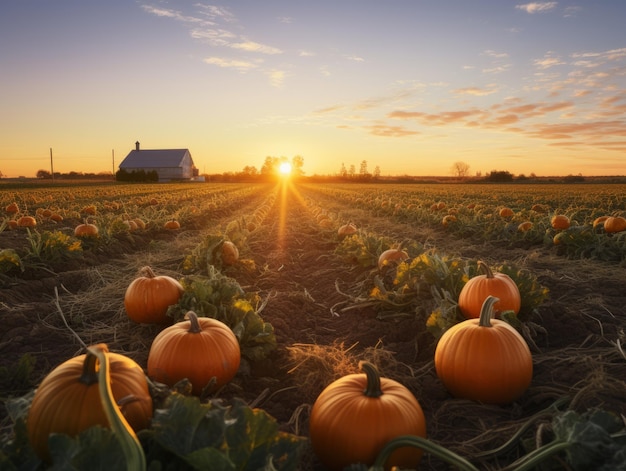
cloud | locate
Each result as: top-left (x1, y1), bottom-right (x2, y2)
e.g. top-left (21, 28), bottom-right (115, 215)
top-left (454, 86), bottom-right (499, 96)
top-left (231, 41), bottom-right (283, 55)
top-left (534, 54), bottom-right (566, 69)
top-left (203, 57), bottom-right (259, 71)
top-left (515, 2), bottom-right (558, 14)
top-left (266, 69), bottom-right (286, 87)
top-left (365, 124), bottom-right (420, 137)
top-left (347, 55), bottom-right (365, 62)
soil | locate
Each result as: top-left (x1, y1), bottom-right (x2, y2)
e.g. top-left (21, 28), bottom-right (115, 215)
top-left (1, 182), bottom-right (625, 470)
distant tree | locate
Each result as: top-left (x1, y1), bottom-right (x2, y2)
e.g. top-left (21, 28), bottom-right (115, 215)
top-left (373, 166), bottom-right (381, 180)
top-left (485, 170), bottom-right (514, 182)
top-left (37, 169), bottom-right (52, 179)
top-left (451, 161), bottom-right (470, 178)
top-left (339, 163), bottom-right (347, 178)
top-left (291, 155), bottom-right (305, 177)
top-left (0, 170), bottom-right (3, 178)
top-left (241, 165), bottom-right (258, 177)
top-left (348, 164), bottom-right (356, 178)
top-left (359, 160), bottom-right (369, 177)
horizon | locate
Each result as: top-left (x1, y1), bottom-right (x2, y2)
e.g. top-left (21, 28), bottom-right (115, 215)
top-left (2, 1), bottom-right (626, 178)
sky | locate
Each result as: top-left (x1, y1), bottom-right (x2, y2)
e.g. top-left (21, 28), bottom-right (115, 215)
top-left (1, 1), bottom-right (626, 178)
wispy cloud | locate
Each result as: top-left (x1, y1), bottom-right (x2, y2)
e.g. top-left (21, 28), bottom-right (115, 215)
top-left (203, 57), bottom-right (259, 71)
top-left (231, 40), bottom-right (282, 55)
top-left (142, 2), bottom-right (284, 86)
top-left (516, 2), bottom-right (558, 14)
top-left (365, 124), bottom-right (420, 137)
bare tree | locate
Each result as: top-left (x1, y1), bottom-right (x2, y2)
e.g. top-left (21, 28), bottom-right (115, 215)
top-left (451, 161), bottom-right (470, 178)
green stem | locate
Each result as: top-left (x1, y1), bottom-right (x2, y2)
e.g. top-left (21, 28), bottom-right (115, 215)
top-left (373, 435), bottom-right (480, 471)
top-left (502, 441), bottom-right (570, 471)
top-left (185, 311), bottom-right (202, 334)
top-left (473, 396), bottom-right (571, 458)
top-left (88, 344), bottom-right (147, 471)
top-left (478, 295), bottom-right (499, 327)
top-left (358, 361), bottom-right (383, 398)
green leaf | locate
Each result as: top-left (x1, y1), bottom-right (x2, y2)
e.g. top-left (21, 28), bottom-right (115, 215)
top-left (552, 409), bottom-right (626, 471)
top-left (149, 394), bottom-right (228, 457)
top-left (48, 426), bottom-right (128, 470)
top-left (224, 399), bottom-right (306, 471)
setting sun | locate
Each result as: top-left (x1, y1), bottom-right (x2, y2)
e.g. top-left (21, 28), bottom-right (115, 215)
top-left (279, 162), bottom-right (292, 176)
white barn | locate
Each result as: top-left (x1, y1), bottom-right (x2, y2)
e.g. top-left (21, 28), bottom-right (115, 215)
top-left (119, 142), bottom-right (198, 182)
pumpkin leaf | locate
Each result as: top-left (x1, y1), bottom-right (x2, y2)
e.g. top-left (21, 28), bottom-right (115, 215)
top-left (47, 426), bottom-right (128, 470)
top-left (148, 393), bottom-right (228, 457)
top-left (552, 409), bottom-right (626, 471)
top-left (140, 393), bottom-right (304, 471)
top-left (224, 399), bottom-right (306, 471)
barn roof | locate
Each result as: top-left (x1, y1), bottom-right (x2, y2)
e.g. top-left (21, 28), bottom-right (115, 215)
top-left (119, 149), bottom-right (191, 168)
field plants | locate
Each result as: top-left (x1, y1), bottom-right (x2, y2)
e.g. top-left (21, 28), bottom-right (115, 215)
top-left (1, 181), bottom-right (625, 470)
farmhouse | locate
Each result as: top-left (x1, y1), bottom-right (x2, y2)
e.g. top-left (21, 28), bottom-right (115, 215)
top-left (119, 142), bottom-right (199, 182)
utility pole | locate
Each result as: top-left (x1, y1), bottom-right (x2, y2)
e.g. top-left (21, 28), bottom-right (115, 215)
top-left (50, 148), bottom-right (54, 183)
top-left (112, 149), bottom-right (115, 180)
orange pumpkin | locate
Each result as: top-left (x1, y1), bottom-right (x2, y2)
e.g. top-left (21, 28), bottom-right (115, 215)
top-left (551, 214), bottom-right (570, 230)
top-left (378, 248), bottom-right (409, 271)
top-left (124, 266), bottom-right (183, 324)
top-left (27, 344), bottom-right (152, 462)
top-left (337, 222), bottom-right (357, 240)
top-left (603, 216), bottom-right (626, 233)
top-left (5, 202), bottom-right (19, 214)
top-left (74, 221), bottom-right (99, 238)
top-left (457, 261), bottom-right (521, 318)
top-left (442, 214), bottom-right (457, 227)
top-left (164, 220), bottom-right (180, 230)
top-left (16, 215), bottom-right (37, 228)
top-left (517, 221), bottom-right (533, 232)
top-left (435, 296), bottom-right (533, 404)
top-left (147, 311), bottom-right (241, 396)
top-left (221, 240), bottom-right (239, 266)
top-left (309, 361), bottom-right (426, 471)
top-left (499, 207), bottom-right (514, 218)
top-left (592, 215), bottom-right (609, 229)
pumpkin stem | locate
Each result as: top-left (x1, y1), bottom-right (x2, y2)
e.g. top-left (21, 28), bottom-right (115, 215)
top-left (477, 260), bottom-right (495, 278)
top-left (478, 296), bottom-right (499, 328)
top-left (87, 343), bottom-right (146, 471)
top-left (185, 311), bottom-right (203, 334)
top-left (79, 350), bottom-right (100, 385)
top-left (140, 266), bottom-right (156, 279)
top-left (359, 361), bottom-right (383, 398)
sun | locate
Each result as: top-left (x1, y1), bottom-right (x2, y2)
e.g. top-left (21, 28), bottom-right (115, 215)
top-left (279, 162), bottom-right (292, 176)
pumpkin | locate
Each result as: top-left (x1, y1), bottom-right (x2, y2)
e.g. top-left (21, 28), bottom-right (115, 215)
top-left (337, 222), bottom-right (357, 240)
top-left (378, 248), bottom-right (409, 271)
top-left (442, 214), bottom-right (457, 227)
top-left (27, 344), bottom-right (152, 462)
top-left (5, 202), bottom-right (19, 214)
top-left (124, 266), bottom-right (183, 324)
top-left (147, 311), bottom-right (240, 396)
top-left (592, 215), bottom-right (609, 229)
top-left (164, 220), bottom-right (180, 230)
top-left (74, 221), bottom-right (99, 238)
top-left (499, 207), bottom-right (514, 218)
top-left (309, 361), bottom-right (426, 471)
top-left (434, 296), bottom-right (533, 404)
top-left (132, 218), bottom-right (146, 230)
top-left (517, 221), bottom-right (533, 232)
top-left (457, 261), bottom-right (521, 318)
top-left (221, 240), bottom-right (239, 265)
top-left (550, 214), bottom-right (570, 230)
top-left (603, 216), bottom-right (626, 233)
top-left (16, 215), bottom-right (37, 228)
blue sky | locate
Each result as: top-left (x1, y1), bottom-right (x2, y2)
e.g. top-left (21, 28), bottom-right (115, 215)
top-left (1, 1), bottom-right (625, 177)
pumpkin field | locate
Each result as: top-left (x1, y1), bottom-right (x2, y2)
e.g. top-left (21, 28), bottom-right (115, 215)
top-left (0, 180), bottom-right (625, 470)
